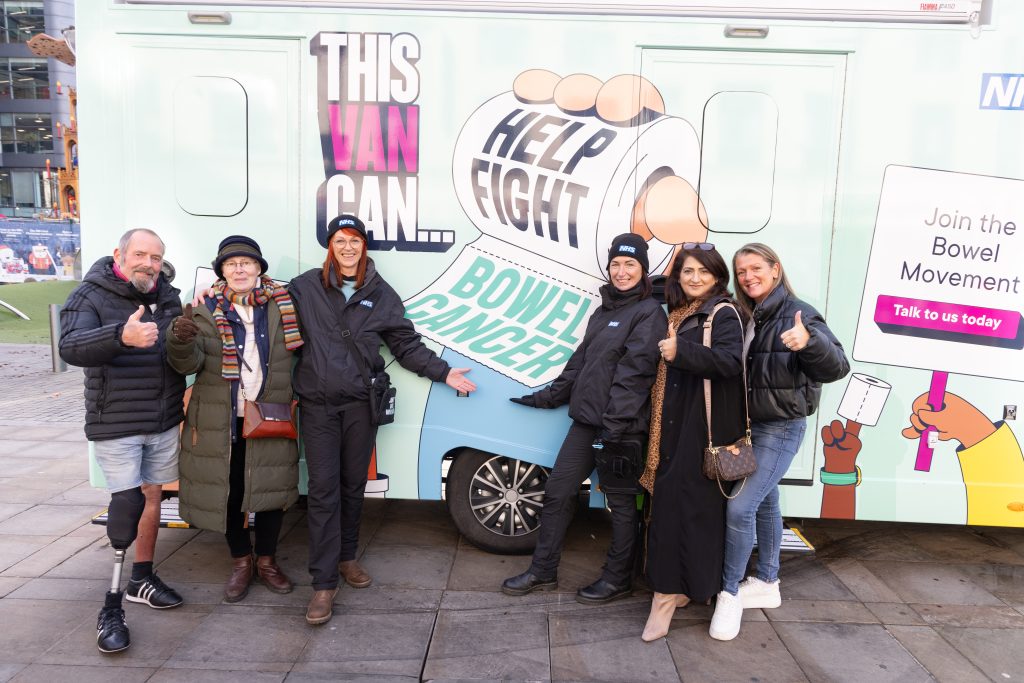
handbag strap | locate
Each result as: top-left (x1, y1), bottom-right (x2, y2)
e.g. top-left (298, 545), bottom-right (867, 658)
top-left (702, 302), bottom-right (751, 448)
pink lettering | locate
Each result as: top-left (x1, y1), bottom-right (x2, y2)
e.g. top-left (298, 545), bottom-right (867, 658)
top-left (388, 105), bottom-right (418, 173)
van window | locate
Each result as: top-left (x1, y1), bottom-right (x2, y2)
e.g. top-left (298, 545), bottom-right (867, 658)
top-left (173, 76), bottom-right (248, 217)
top-left (698, 91), bottom-right (777, 233)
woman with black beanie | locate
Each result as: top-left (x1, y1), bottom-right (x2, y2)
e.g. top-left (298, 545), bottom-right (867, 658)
top-left (501, 232), bottom-right (667, 604)
top-left (289, 215), bottom-right (478, 626)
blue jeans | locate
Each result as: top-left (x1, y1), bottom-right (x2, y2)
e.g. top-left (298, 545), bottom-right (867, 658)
top-left (721, 417), bottom-right (807, 595)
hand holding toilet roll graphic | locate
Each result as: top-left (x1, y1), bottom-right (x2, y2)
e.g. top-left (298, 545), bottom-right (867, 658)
top-left (411, 64), bottom-right (719, 497)
top-left (513, 69), bottom-right (709, 272)
top-left (819, 373), bottom-right (891, 520)
top-left (901, 390), bottom-right (1024, 525)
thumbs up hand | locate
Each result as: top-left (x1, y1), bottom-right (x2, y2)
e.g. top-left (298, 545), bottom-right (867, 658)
top-left (780, 310), bottom-right (810, 352)
top-left (171, 303), bottom-right (200, 344)
top-left (658, 321), bottom-right (677, 362)
top-left (122, 305), bottom-right (159, 348)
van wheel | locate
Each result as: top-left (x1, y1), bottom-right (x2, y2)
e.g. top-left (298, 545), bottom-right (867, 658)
top-left (446, 451), bottom-right (549, 555)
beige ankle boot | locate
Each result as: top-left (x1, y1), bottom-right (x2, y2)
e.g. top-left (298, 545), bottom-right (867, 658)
top-left (641, 592), bottom-right (690, 641)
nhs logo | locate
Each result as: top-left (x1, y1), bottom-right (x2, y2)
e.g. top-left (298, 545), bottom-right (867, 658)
top-left (979, 73), bottom-right (1024, 110)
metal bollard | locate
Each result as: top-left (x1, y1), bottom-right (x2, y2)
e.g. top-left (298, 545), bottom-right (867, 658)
top-left (49, 303), bottom-right (67, 373)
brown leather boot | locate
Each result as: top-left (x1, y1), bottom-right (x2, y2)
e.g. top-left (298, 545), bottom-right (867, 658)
top-left (256, 555), bottom-right (293, 594)
top-left (224, 555), bottom-right (254, 603)
top-left (305, 588), bottom-right (339, 625)
top-left (338, 559), bottom-right (371, 588)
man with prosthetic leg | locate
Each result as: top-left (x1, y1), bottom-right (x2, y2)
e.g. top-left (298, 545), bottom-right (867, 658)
top-left (60, 228), bottom-right (186, 653)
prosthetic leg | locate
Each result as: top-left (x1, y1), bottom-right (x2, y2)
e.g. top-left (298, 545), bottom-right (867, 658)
top-left (107, 487), bottom-right (146, 591)
top-left (97, 487), bottom-right (145, 654)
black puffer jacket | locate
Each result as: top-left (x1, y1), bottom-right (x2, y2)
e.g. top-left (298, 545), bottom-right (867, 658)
top-left (530, 283), bottom-right (667, 442)
top-left (746, 285), bottom-right (849, 421)
top-left (290, 259), bottom-right (450, 405)
top-left (59, 257), bottom-right (185, 440)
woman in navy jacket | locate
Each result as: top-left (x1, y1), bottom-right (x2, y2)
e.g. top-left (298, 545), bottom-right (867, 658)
top-left (501, 233), bottom-right (667, 604)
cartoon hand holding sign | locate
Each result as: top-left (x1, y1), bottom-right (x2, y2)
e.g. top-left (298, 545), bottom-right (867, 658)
top-left (852, 166), bottom-right (1024, 525)
top-left (901, 391), bottom-right (1024, 525)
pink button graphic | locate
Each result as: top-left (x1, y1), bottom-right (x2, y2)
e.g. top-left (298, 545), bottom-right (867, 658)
top-left (874, 295), bottom-right (1019, 340)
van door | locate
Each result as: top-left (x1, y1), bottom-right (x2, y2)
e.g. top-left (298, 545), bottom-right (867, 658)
top-left (118, 36), bottom-right (301, 287)
top-left (87, 36), bottom-right (301, 490)
top-left (641, 48), bottom-right (847, 482)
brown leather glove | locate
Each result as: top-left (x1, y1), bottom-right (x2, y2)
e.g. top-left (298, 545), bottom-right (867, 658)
top-left (171, 303), bottom-right (199, 343)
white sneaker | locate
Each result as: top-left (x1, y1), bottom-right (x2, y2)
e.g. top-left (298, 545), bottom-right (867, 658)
top-left (738, 576), bottom-right (781, 609)
top-left (709, 590), bottom-right (743, 641)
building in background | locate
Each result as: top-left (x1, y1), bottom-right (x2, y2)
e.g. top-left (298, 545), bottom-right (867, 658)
top-left (0, 1), bottom-right (74, 218)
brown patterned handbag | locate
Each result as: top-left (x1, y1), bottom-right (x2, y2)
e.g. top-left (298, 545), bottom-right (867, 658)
top-left (700, 303), bottom-right (756, 499)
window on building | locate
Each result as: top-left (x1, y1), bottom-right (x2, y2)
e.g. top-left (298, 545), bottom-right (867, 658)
top-left (0, 168), bottom-right (48, 213)
top-left (1, 2), bottom-right (45, 44)
top-left (0, 170), bottom-right (12, 208)
top-left (0, 57), bottom-right (49, 99)
top-left (0, 112), bottom-right (53, 153)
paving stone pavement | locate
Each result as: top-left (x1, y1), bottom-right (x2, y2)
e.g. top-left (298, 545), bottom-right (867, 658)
top-left (1, 342), bottom-right (1024, 682)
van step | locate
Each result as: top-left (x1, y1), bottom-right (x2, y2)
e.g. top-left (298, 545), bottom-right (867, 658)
top-left (776, 525), bottom-right (815, 554)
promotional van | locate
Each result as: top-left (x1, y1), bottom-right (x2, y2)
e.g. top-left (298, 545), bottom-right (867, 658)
top-left (77, 0), bottom-right (1023, 552)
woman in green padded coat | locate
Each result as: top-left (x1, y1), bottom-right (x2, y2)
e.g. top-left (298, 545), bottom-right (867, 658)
top-left (166, 235), bottom-right (303, 603)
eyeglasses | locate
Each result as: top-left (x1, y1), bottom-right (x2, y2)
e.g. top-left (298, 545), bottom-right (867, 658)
top-left (222, 259), bottom-right (259, 271)
top-left (682, 242), bottom-right (716, 251)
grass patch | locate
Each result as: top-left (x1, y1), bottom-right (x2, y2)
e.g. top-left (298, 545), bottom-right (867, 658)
top-left (0, 280), bottom-right (79, 344)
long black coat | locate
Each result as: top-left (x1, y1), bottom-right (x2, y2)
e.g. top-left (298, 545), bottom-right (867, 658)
top-left (59, 257), bottom-right (185, 440)
top-left (645, 297), bottom-right (745, 601)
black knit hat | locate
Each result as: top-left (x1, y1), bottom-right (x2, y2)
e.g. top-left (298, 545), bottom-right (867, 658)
top-left (326, 214), bottom-right (368, 243)
top-left (607, 233), bottom-right (649, 273)
top-left (212, 235), bottom-right (268, 279)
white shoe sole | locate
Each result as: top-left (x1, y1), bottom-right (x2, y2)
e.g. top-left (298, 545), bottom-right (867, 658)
top-left (709, 624), bottom-right (740, 641)
top-left (740, 593), bottom-right (781, 609)
top-left (124, 593), bottom-right (182, 610)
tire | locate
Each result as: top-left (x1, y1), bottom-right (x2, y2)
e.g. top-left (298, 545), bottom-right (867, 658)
top-left (446, 450), bottom-right (549, 555)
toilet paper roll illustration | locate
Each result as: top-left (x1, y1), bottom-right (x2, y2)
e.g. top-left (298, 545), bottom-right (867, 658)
top-left (452, 92), bottom-right (700, 279)
top-left (837, 373), bottom-right (892, 427)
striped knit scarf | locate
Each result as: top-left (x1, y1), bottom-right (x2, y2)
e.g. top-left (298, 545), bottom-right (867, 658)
top-left (212, 275), bottom-right (303, 380)
top-left (639, 297), bottom-right (707, 494)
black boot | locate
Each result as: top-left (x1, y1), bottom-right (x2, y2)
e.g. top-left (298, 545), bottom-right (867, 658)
top-left (575, 578), bottom-right (632, 605)
top-left (96, 591), bottom-right (130, 654)
top-left (501, 570), bottom-right (557, 596)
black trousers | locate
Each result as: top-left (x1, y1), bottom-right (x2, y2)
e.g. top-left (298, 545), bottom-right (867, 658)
top-left (225, 419), bottom-right (285, 558)
top-left (301, 401), bottom-right (376, 590)
top-left (528, 421), bottom-right (638, 586)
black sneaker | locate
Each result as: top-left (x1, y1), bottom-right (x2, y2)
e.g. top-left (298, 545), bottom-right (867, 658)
top-left (96, 605), bottom-right (130, 653)
top-left (125, 573), bottom-right (183, 609)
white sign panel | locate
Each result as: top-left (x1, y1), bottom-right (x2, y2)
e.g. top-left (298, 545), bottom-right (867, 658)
top-left (854, 165), bottom-right (1024, 381)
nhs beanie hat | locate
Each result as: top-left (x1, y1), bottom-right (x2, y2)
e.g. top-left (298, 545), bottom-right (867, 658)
top-left (607, 232), bottom-right (649, 273)
top-left (326, 214), bottom-right (368, 243)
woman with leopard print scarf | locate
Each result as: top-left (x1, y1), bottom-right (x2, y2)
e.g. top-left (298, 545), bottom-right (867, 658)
top-left (639, 243), bottom-right (747, 642)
